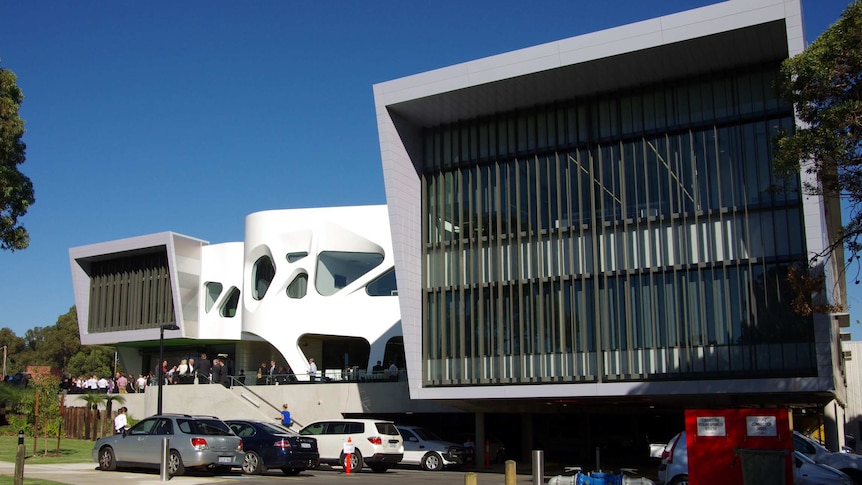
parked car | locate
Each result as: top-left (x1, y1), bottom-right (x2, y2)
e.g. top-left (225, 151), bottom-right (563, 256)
top-left (659, 431), bottom-right (853, 485)
top-left (396, 425), bottom-right (466, 471)
top-left (3, 372), bottom-right (31, 387)
top-left (299, 419), bottom-right (403, 473)
top-left (92, 414), bottom-right (244, 476)
top-left (793, 431), bottom-right (862, 484)
top-left (226, 419), bottom-right (319, 475)
top-left (658, 432), bottom-right (688, 485)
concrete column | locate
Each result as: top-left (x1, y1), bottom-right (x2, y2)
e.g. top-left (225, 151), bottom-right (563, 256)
top-left (475, 412), bottom-right (486, 467)
top-left (521, 413), bottom-right (533, 463)
top-left (824, 399), bottom-right (846, 452)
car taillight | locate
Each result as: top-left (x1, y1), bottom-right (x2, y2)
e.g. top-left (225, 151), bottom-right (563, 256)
top-left (660, 450), bottom-right (670, 460)
top-left (666, 436), bottom-right (681, 464)
top-left (237, 441), bottom-right (243, 451)
top-left (191, 437), bottom-right (208, 450)
top-left (367, 436), bottom-right (382, 445)
top-left (274, 439), bottom-right (292, 450)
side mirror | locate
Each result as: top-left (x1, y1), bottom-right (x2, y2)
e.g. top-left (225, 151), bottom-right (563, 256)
top-left (122, 429), bottom-right (129, 437)
top-left (794, 457), bottom-right (802, 468)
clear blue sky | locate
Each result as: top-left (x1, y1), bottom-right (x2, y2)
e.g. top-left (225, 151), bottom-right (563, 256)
top-left (0, 1), bottom-right (856, 339)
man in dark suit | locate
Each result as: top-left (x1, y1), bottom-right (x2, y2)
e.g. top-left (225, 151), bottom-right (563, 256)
top-left (197, 353), bottom-right (212, 384)
top-left (210, 358), bottom-right (222, 387)
top-left (268, 359), bottom-right (277, 385)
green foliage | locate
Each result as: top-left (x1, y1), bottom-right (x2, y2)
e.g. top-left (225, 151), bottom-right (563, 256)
top-left (66, 347), bottom-right (114, 379)
top-left (0, 63), bottom-right (35, 251)
top-left (2, 306), bottom-right (120, 387)
top-left (15, 307), bottom-right (85, 374)
top-left (78, 392), bottom-right (106, 410)
top-left (775, 3), bottom-right (862, 274)
top-left (3, 412), bottom-right (30, 435)
top-left (0, 327), bottom-right (26, 374)
top-left (0, 378), bottom-right (27, 408)
top-left (16, 376), bottom-right (62, 444)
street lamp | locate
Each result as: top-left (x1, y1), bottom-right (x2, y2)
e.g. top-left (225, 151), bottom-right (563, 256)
top-left (157, 324), bottom-right (180, 415)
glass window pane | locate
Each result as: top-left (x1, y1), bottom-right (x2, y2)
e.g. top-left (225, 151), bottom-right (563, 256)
top-left (287, 273), bottom-right (308, 299)
top-left (367, 268), bottom-right (398, 296)
top-left (316, 251), bottom-right (384, 296)
top-left (204, 282), bottom-right (222, 313)
top-left (252, 255), bottom-right (275, 300)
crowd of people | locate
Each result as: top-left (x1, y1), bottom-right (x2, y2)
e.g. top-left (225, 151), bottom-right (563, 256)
top-left (153, 353), bottom-right (234, 387)
top-left (56, 354), bottom-right (402, 393)
top-left (61, 372), bottom-right (150, 394)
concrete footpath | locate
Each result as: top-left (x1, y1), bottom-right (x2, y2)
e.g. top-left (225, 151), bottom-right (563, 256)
top-left (0, 461), bottom-right (233, 485)
top-left (0, 461), bottom-right (542, 485)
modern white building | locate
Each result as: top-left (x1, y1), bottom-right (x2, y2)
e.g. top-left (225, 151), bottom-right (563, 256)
top-left (373, 0), bottom-right (850, 459)
top-left (69, 205), bottom-right (403, 382)
top-left (71, 0), bottom-right (853, 464)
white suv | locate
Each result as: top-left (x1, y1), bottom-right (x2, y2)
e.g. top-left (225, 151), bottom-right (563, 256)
top-left (299, 419), bottom-right (403, 473)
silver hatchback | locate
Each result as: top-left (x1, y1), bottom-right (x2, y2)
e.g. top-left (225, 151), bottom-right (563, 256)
top-left (92, 414), bottom-right (244, 476)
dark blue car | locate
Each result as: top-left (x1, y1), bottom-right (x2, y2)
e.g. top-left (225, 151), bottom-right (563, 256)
top-left (226, 420), bottom-right (318, 475)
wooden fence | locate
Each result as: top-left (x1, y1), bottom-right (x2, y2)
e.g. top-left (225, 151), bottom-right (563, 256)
top-left (60, 406), bottom-right (116, 440)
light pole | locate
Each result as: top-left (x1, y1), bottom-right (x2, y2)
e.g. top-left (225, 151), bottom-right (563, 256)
top-left (1, 345), bottom-right (6, 381)
top-left (157, 324), bottom-right (180, 415)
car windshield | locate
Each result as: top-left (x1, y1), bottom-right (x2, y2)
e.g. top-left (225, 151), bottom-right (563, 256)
top-left (795, 432), bottom-right (829, 454)
top-left (178, 419), bottom-right (233, 436)
top-left (794, 451), bottom-right (817, 465)
top-left (413, 428), bottom-right (443, 441)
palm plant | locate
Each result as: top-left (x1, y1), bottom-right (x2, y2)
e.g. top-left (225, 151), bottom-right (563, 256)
top-left (79, 393), bottom-right (106, 440)
top-left (102, 394), bottom-right (126, 437)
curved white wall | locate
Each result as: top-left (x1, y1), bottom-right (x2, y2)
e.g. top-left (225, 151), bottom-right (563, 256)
top-left (198, 242), bottom-right (244, 339)
top-left (242, 205), bottom-right (400, 378)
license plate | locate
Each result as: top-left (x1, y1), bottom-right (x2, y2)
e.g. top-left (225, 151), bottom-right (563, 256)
top-left (388, 442), bottom-right (398, 448)
top-left (301, 443), bottom-right (311, 449)
top-left (218, 456), bottom-right (233, 463)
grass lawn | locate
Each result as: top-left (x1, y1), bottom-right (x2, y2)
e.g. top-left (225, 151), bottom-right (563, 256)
top-left (0, 436), bottom-right (93, 464)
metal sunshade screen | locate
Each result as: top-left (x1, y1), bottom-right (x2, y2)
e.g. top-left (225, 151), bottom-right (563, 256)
top-left (87, 249), bottom-right (175, 332)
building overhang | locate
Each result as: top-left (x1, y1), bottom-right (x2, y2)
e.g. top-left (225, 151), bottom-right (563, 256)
top-left (375, 0), bottom-right (800, 128)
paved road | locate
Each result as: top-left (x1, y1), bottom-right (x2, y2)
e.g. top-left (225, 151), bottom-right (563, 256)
top-left (0, 462), bottom-right (540, 485)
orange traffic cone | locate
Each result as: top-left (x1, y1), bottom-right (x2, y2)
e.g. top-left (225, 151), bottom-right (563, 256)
top-left (345, 437), bottom-right (353, 475)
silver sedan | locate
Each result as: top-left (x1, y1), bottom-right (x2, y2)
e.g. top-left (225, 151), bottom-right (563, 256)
top-left (92, 414), bottom-right (243, 476)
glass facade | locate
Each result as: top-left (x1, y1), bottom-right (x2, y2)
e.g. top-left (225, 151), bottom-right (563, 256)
top-left (420, 65), bottom-right (815, 385)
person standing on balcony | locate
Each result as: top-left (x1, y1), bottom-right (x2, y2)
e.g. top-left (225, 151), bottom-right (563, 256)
top-left (388, 361), bottom-right (398, 382)
top-left (307, 358), bottom-right (318, 382)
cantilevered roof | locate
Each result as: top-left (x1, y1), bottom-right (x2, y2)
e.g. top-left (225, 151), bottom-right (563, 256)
top-left (374, 0), bottom-right (802, 127)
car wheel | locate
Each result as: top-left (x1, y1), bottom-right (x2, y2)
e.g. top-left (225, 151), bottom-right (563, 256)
top-left (421, 452), bottom-right (444, 471)
top-left (841, 469), bottom-right (862, 485)
top-left (168, 450), bottom-right (185, 476)
top-left (670, 475), bottom-right (689, 485)
top-left (340, 449), bottom-right (363, 473)
top-left (241, 451), bottom-right (266, 475)
top-left (281, 468), bottom-right (301, 476)
top-left (369, 464), bottom-right (390, 473)
top-left (98, 446), bottom-right (116, 471)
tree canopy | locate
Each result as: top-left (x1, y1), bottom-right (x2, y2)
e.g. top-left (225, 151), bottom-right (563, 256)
top-left (775, 3), bottom-right (862, 281)
top-left (0, 63), bottom-right (34, 251)
top-left (2, 307), bottom-right (115, 378)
